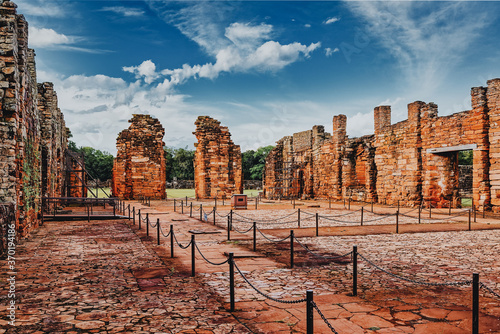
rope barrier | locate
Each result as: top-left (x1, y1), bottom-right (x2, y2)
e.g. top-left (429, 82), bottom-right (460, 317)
top-left (194, 242), bottom-right (230, 266)
top-left (358, 253), bottom-right (472, 287)
top-left (234, 261), bottom-right (307, 304)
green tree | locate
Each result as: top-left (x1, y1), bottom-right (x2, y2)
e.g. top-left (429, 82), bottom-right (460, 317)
top-left (69, 141), bottom-right (114, 181)
top-left (164, 146), bottom-right (195, 181)
top-left (242, 145), bottom-right (274, 180)
top-left (459, 150), bottom-right (473, 165)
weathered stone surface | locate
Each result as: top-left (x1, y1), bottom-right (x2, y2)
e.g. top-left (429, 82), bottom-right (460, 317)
top-left (0, 1), bottom-right (72, 244)
top-left (112, 114), bottom-right (166, 199)
top-left (193, 116), bottom-right (243, 199)
top-left (264, 79), bottom-right (500, 211)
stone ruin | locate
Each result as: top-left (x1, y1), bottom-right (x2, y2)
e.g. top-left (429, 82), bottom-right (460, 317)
top-left (112, 114), bottom-right (166, 200)
top-left (0, 1), bottom-right (78, 238)
top-left (264, 79), bottom-right (500, 211)
top-left (193, 116), bottom-right (243, 199)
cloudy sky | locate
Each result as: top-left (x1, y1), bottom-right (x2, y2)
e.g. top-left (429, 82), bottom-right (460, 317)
top-left (18, 0), bottom-right (500, 154)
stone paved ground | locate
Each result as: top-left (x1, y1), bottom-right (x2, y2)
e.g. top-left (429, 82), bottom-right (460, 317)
top-left (2, 199), bottom-right (500, 333)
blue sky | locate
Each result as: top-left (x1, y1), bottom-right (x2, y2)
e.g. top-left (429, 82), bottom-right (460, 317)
top-left (18, 0), bottom-right (500, 154)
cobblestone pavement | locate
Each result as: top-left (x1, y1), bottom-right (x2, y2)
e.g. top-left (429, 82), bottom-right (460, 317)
top-left (2, 199), bottom-right (500, 333)
top-left (0, 219), bottom-right (250, 333)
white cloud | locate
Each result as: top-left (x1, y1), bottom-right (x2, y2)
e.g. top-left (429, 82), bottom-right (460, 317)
top-left (17, 1), bottom-right (65, 17)
top-left (100, 6), bottom-right (145, 17)
top-left (123, 60), bottom-right (160, 84)
top-left (304, 24), bottom-right (311, 28)
top-left (346, 2), bottom-right (489, 96)
top-left (28, 27), bottom-right (73, 48)
top-left (324, 17), bottom-right (340, 25)
top-left (325, 47), bottom-right (339, 57)
top-left (142, 1), bottom-right (321, 90)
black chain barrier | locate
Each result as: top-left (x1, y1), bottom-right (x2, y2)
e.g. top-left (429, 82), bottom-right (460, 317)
top-left (480, 282), bottom-right (500, 300)
top-left (232, 210), bottom-right (299, 223)
top-left (293, 237), bottom-right (353, 260)
top-left (231, 224), bottom-right (254, 234)
top-left (159, 224), bottom-right (171, 238)
top-left (311, 301), bottom-right (339, 334)
top-left (194, 242), bottom-right (230, 266)
top-left (233, 261), bottom-right (307, 304)
top-left (358, 253), bottom-right (472, 287)
top-left (173, 231), bottom-right (193, 249)
top-left (256, 226), bottom-right (292, 243)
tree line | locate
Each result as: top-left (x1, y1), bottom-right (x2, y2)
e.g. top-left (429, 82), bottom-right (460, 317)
top-left (69, 141), bottom-right (274, 182)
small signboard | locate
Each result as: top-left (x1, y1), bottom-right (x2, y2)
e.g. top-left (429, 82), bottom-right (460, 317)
top-left (231, 194), bottom-right (247, 210)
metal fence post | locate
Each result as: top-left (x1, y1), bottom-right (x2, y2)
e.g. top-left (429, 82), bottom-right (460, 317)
top-left (185, 196), bottom-right (188, 206)
top-left (253, 222), bottom-right (257, 251)
top-left (473, 273), bottom-right (479, 334)
top-left (290, 230), bottom-right (294, 268)
top-left (474, 206), bottom-right (477, 223)
top-left (429, 204), bottom-right (432, 219)
top-left (229, 253), bottom-right (235, 312)
top-left (191, 235), bottom-right (195, 277)
top-left (353, 245), bottom-right (358, 296)
top-left (230, 210), bottom-right (233, 230)
top-left (200, 204), bottom-right (203, 221)
top-left (255, 197), bottom-right (258, 210)
top-left (128, 205), bottom-right (131, 219)
top-left (396, 210), bottom-right (399, 234)
top-left (329, 197), bottom-right (331, 209)
top-left (181, 201), bottom-right (184, 214)
top-left (371, 199), bottom-right (374, 213)
top-left (361, 207), bottom-right (364, 226)
top-left (170, 225), bottom-right (174, 258)
top-left (348, 197), bottom-right (351, 210)
top-left (418, 205), bottom-right (421, 224)
top-left (449, 200), bottom-right (452, 215)
top-left (469, 209), bottom-right (472, 231)
top-left (315, 213), bottom-right (319, 237)
top-left (146, 213), bottom-right (150, 236)
top-left (132, 207), bottom-right (135, 224)
top-left (157, 218), bottom-right (160, 245)
top-left (138, 209), bottom-right (142, 230)
top-left (213, 207), bottom-right (216, 225)
top-left (298, 208), bottom-right (301, 228)
top-left (227, 216), bottom-right (231, 241)
top-left (174, 199), bottom-right (176, 212)
top-left (306, 290), bottom-right (314, 334)
top-left (190, 202), bottom-right (193, 218)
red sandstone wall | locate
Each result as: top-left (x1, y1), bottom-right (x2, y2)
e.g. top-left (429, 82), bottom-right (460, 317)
top-left (112, 114), bottom-right (166, 200)
top-left (193, 116), bottom-right (243, 199)
top-left (487, 79), bottom-right (500, 211)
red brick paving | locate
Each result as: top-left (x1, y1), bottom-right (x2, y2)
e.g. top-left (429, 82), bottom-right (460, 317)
top-left (2, 198), bottom-right (500, 333)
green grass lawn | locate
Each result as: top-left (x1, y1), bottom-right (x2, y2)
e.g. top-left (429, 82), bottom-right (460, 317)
top-left (167, 189), bottom-right (260, 198)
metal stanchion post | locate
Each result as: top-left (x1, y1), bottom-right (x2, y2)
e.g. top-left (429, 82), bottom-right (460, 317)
top-left (200, 204), bottom-right (203, 221)
top-left (174, 199), bottom-right (176, 212)
top-left (138, 209), bottom-right (142, 230)
top-left (253, 222), bottom-right (257, 252)
top-left (315, 213), bottom-right (319, 237)
top-left (361, 207), bottom-right (364, 226)
top-left (146, 213), bottom-right (149, 236)
top-left (227, 216), bottom-right (231, 241)
top-left (190, 202), bottom-right (192, 218)
top-left (298, 208), bottom-right (301, 228)
top-left (473, 273), bottom-right (479, 334)
top-left (213, 208), bottom-right (216, 225)
top-left (157, 218), bottom-right (160, 245)
top-left (170, 225), bottom-right (174, 258)
top-left (396, 210), bottom-right (399, 234)
top-left (353, 245), bottom-right (358, 296)
top-left (306, 290), bottom-right (314, 334)
top-left (290, 230), bottom-right (294, 268)
top-left (469, 209), bottom-right (472, 231)
top-left (229, 253), bottom-right (235, 312)
top-left (191, 235), bottom-right (195, 277)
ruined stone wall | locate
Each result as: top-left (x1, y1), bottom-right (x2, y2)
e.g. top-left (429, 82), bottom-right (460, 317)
top-left (112, 114), bottom-right (166, 200)
top-left (264, 79), bottom-right (500, 211)
top-left (0, 1), bottom-right (41, 236)
top-left (0, 1), bottom-right (76, 238)
top-left (38, 82), bottom-right (68, 198)
top-left (193, 116), bottom-right (242, 199)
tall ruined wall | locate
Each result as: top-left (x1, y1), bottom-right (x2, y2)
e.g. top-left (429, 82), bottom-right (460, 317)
top-left (264, 78), bottom-right (500, 211)
top-left (0, 1), bottom-right (41, 236)
top-left (38, 82), bottom-right (68, 198)
top-left (112, 114), bottom-right (166, 200)
top-left (193, 116), bottom-right (242, 199)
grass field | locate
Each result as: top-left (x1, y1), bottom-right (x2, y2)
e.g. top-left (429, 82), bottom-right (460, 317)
top-left (166, 189), bottom-right (260, 198)
top-left (89, 188), bottom-right (261, 199)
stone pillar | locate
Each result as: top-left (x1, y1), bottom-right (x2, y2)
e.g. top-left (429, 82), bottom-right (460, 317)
top-left (112, 114), bottom-right (166, 200)
top-left (487, 78), bottom-right (500, 211)
top-left (374, 106), bottom-right (391, 135)
top-left (193, 116), bottom-right (243, 199)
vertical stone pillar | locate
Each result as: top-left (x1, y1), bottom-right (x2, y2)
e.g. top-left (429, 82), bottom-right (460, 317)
top-left (112, 115), bottom-right (166, 200)
top-left (374, 106), bottom-right (391, 135)
top-left (487, 78), bottom-right (500, 211)
top-left (193, 116), bottom-right (243, 199)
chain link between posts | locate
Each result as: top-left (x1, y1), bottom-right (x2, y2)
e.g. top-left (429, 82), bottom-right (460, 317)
top-left (234, 261), bottom-right (307, 304)
top-left (312, 301), bottom-right (339, 334)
